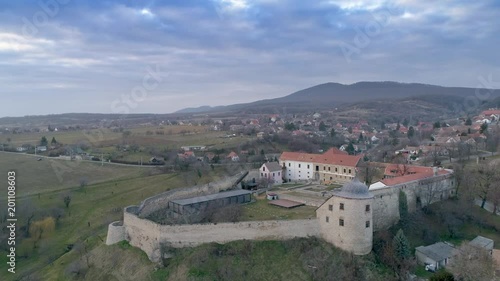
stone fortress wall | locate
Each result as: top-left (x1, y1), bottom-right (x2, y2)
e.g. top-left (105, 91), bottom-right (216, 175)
top-left (107, 169), bottom-right (455, 262)
top-left (371, 172), bottom-right (454, 231)
top-left (124, 207), bottom-right (319, 262)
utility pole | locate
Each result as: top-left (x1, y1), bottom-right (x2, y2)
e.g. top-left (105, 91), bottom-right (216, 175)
top-left (101, 153), bottom-right (104, 166)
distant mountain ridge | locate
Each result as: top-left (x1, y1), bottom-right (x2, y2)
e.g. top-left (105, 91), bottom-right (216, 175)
top-left (175, 81), bottom-right (498, 114)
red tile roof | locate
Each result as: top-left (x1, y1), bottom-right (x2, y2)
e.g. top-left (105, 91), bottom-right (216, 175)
top-left (324, 147), bottom-right (348, 155)
top-left (482, 109), bottom-right (500, 116)
top-left (384, 164), bottom-right (435, 177)
top-left (280, 148), bottom-right (361, 167)
top-left (381, 170), bottom-right (450, 186)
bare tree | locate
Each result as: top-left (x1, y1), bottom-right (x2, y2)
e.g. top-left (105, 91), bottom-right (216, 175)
top-left (62, 193), bottom-right (72, 209)
top-left (357, 162), bottom-right (382, 185)
top-left (417, 178), bottom-right (447, 207)
top-left (472, 161), bottom-right (500, 209)
top-left (448, 242), bottom-right (495, 281)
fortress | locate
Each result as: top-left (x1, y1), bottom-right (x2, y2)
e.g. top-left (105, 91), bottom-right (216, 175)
top-left (106, 166), bottom-right (455, 262)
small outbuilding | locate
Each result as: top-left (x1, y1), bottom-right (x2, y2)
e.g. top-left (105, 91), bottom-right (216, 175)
top-left (168, 189), bottom-right (252, 215)
top-left (415, 242), bottom-right (455, 270)
top-left (266, 192), bottom-right (278, 200)
top-left (469, 235), bottom-right (494, 254)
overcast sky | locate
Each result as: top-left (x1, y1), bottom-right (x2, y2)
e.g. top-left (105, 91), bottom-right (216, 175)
top-left (1, 0), bottom-right (499, 117)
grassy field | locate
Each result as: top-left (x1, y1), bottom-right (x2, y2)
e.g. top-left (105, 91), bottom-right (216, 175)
top-left (1, 125), bottom-right (254, 152)
top-left (241, 196), bottom-right (316, 221)
top-left (0, 152), bottom-right (149, 197)
top-left (0, 155), bottom-right (228, 281)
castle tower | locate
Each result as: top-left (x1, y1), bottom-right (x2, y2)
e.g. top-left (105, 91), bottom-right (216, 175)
top-left (316, 179), bottom-right (374, 255)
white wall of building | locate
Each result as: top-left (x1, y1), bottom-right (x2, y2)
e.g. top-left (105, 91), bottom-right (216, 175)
top-left (280, 160), bottom-right (314, 181)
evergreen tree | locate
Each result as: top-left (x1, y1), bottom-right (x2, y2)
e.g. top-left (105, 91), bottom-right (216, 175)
top-left (465, 118), bottom-right (472, 126)
top-left (402, 118), bottom-right (409, 127)
top-left (399, 190), bottom-right (409, 227)
top-left (51, 137), bottom-right (57, 145)
top-left (348, 126), bottom-right (353, 134)
top-left (480, 122), bottom-right (488, 133)
top-left (346, 142), bottom-right (355, 155)
top-left (285, 122), bottom-right (296, 131)
top-left (330, 128), bottom-right (336, 138)
top-left (429, 270), bottom-right (455, 281)
top-left (40, 136), bottom-right (48, 146)
top-left (358, 132), bottom-right (364, 142)
top-left (408, 126), bottom-right (415, 138)
top-left (319, 121), bottom-right (326, 131)
top-left (392, 229), bottom-right (411, 260)
top-left (433, 121), bottom-right (441, 129)
top-left (396, 122), bottom-right (401, 131)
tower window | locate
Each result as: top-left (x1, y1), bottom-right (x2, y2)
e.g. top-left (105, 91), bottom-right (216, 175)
top-left (328, 204), bottom-right (333, 211)
top-left (339, 203), bottom-right (344, 210)
top-left (366, 221), bottom-right (370, 228)
top-left (326, 216), bottom-right (329, 223)
top-left (365, 205), bottom-right (370, 212)
top-left (339, 218), bottom-right (344, 226)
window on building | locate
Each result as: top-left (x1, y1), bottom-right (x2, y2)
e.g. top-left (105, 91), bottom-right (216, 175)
top-left (288, 163), bottom-right (291, 167)
top-left (328, 204), bottom-right (333, 211)
top-left (339, 203), bottom-right (344, 210)
top-left (349, 169), bottom-right (351, 174)
top-left (343, 168), bottom-right (346, 173)
top-left (323, 166), bottom-right (326, 170)
top-left (278, 172), bottom-right (281, 176)
top-left (273, 173), bottom-right (275, 176)
top-left (328, 167), bottom-right (331, 171)
top-left (330, 177), bottom-right (332, 180)
top-left (326, 216), bottom-right (329, 223)
top-left (263, 167), bottom-right (266, 171)
top-left (365, 205), bottom-right (370, 212)
top-left (299, 164), bottom-right (301, 168)
top-left (339, 218), bottom-right (344, 226)
top-left (366, 221), bottom-right (370, 228)
top-left (307, 164), bottom-right (310, 169)
top-left (317, 166), bottom-right (320, 171)
top-left (261, 173), bottom-right (263, 176)
top-left (335, 167), bottom-right (338, 172)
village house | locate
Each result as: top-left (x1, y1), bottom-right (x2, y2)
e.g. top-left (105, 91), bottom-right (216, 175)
top-left (227, 151), bottom-right (240, 162)
top-left (178, 151), bottom-right (195, 160)
top-left (259, 162), bottom-right (282, 184)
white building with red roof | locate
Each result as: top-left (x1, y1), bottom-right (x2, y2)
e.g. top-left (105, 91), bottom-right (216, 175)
top-left (279, 148), bottom-right (361, 183)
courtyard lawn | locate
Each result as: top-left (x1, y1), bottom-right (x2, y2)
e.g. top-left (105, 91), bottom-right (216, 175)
top-left (241, 196), bottom-right (316, 221)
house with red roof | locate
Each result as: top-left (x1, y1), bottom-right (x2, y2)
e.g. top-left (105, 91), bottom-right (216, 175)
top-left (369, 165), bottom-right (454, 210)
top-left (226, 151), bottom-right (240, 162)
